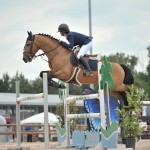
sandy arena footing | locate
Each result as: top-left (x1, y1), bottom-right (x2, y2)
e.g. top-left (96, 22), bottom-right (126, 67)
top-left (0, 140), bottom-right (150, 150)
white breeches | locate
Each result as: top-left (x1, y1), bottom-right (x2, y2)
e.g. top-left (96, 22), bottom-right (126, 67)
top-left (77, 41), bottom-right (92, 59)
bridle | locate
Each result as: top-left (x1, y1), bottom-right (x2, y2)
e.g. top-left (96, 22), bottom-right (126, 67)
top-left (23, 34), bottom-right (60, 61)
top-left (23, 35), bottom-right (40, 60)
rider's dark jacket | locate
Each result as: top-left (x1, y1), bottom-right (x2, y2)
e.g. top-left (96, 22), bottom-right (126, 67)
top-left (61, 31), bottom-right (93, 49)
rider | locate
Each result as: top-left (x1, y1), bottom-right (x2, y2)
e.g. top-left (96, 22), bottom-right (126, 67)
top-left (58, 23), bottom-right (93, 76)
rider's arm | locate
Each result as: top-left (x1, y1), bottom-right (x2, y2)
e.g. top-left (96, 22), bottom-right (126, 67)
top-left (60, 32), bottom-right (74, 49)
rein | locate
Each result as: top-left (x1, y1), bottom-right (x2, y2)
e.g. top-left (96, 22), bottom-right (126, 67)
top-left (33, 44), bottom-right (60, 59)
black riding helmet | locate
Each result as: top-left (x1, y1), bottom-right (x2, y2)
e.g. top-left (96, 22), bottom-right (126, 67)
top-left (58, 23), bottom-right (70, 34)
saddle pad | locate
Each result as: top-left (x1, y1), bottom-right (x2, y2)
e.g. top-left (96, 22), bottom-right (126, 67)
top-left (70, 51), bottom-right (98, 71)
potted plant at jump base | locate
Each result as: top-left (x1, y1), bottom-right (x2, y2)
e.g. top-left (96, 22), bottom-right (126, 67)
top-left (116, 84), bottom-right (148, 150)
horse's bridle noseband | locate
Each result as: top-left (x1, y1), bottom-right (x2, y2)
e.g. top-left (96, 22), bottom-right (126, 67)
top-left (23, 35), bottom-right (40, 60)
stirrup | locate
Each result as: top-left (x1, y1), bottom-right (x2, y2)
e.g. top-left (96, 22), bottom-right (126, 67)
top-left (83, 70), bottom-right (93, 77)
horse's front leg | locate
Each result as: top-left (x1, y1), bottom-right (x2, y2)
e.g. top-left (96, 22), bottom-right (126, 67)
top-left (39, 71), bottom-right (66, 89)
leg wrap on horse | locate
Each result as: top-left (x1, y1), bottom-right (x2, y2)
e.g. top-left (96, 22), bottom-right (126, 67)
top-left (39, 71), bottom-right (65, 89)
top-left (49, 80), bottom-right (66, 89)
top-left (39, 71), bottom-right (49, 78)
top-left (40, 70), bottom-right (54, 85)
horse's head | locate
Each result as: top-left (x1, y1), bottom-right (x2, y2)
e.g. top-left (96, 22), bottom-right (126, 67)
top-left (23, 31), bottom-right (39, 63)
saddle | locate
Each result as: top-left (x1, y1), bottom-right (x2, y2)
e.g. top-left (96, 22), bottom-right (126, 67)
top-left (70, 46), bottom-right (98, 71)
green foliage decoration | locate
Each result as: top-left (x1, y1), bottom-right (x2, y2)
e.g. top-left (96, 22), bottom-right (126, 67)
top-left (116, 84), bottom-right (148, 139)
top-left (100, 56), bottom-right (114, 92)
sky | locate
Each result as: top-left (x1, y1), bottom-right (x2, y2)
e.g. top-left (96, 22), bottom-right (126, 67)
top-left (0, 0), bottom-right (150, 80)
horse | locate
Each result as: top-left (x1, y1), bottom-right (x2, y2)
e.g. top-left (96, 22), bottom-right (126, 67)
top-left (23, 31), bottom-right (134, 105)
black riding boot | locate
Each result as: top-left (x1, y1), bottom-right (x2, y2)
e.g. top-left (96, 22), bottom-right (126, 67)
top-left (79, 56), bottom-right (93, 76)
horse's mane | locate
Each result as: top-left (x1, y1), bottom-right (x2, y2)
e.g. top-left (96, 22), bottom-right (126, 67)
top-left (38, 33), bottom-right (60, 42)
top-left (38, 33), bottom-right (73, 51)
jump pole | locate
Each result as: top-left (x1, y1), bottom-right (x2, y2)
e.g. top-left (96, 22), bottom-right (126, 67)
top-left (64, 83), bottom-right (70, 146)
top-left (105, 82), bottom-right (111, 127)
top-left (43, 73), bottom-right (49, 150)
top-left (98, 60), bottom-right (106, 129)
top-left (16, 73), bottom-right (49, 150)
top-left (142, 101), bottom-right (150, 105)
top-left (16, 80), bottom-right (21, 149)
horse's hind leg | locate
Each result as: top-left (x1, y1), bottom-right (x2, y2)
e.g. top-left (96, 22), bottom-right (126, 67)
top-left (111, 90), bottom-right (128, 106)
top-left (39, 71), bottom-right (65, 89)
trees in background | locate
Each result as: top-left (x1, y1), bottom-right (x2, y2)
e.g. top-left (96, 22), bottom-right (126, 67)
top-left (0, 73), bottom-right (11, 92)
top-left (107, 52), bottom-right (138, 73)
top-left (0, 71), bottom-right (59, 94)
top-left (106, 47), bottom-right (150, 100)
top-left (0, 48), bottom-right (149, 100)
top-left (134, 46), bottom-right (150, 100)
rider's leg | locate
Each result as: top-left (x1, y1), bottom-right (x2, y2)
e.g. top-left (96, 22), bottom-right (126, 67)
top-left (79, 56), bottom-right (93, 76)
top-left (77, 41), bottom-right (93, 76)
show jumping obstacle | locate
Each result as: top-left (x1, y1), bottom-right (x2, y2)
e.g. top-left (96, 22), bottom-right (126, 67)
top-left (65, 93), bottom-right (102, 147)
top-left (16, 73), bottom-right (49, 150)
top-left (22, 31), bottom-right (134, 105)
top-left (64, 56), bottom-right (113, 148)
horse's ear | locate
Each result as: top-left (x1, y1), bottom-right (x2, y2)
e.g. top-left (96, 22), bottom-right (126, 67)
top-left (27, 31), bottom-right (33, 38)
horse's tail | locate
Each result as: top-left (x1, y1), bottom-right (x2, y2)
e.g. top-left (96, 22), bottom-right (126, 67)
top-left (119, 64), bottom-right (134, 106)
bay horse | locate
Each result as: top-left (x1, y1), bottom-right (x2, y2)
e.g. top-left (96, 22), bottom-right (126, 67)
top-left (23, 31), bottom-right (134, 105)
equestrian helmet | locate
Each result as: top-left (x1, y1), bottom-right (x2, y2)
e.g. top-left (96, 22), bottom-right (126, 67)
top-left (58, 23), bottom-right (70, 33)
